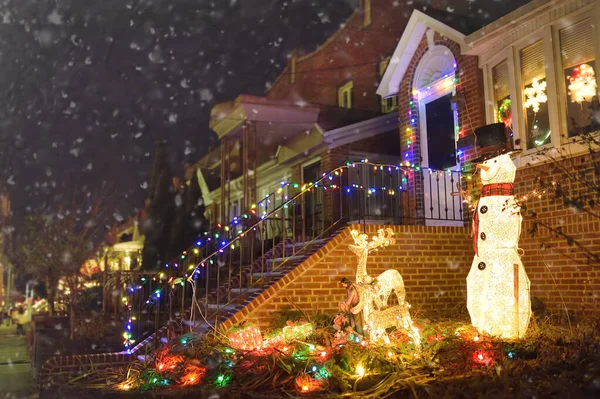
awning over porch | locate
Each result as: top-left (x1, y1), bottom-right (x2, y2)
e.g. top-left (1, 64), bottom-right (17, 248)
top-left (210, 94), bottom-right (321, 143)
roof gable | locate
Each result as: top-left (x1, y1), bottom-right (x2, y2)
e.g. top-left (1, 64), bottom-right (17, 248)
top-left (376, 9), bottom-right (467, 99)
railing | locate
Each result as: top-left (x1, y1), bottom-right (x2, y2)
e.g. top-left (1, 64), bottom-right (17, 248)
top-left (118, 161), bottom-right (465, 350)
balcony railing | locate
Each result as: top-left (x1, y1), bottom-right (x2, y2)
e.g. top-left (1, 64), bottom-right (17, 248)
top-left (115, 161), bottom-right (465, 350)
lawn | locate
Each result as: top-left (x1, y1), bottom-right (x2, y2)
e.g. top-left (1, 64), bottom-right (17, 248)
top-left (51, 309), bottom-right (600, 398)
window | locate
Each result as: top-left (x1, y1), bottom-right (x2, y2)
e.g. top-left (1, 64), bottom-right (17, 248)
top-left (520, 40), bottom-right (551, 149)
top-left (338, 81), bottom-right (353, 109)
top-left (559, 20), bottom-right (598, 137)
top-left (492, 60), bottom-right (512, 129)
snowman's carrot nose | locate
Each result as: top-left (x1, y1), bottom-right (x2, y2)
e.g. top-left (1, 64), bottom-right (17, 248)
top-left (476, 164), bottom-right (490, 171)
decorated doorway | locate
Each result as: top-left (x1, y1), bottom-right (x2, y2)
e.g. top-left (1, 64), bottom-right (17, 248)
top-left (414, 45), bottom-right (462, 226)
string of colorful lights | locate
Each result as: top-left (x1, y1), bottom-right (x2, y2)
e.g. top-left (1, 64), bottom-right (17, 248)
top-left (120, 70), bottom-right (472, 350)
top-left (119, 159), bottom-right (470, 351)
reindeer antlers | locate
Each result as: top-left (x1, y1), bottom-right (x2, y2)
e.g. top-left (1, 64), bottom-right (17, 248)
top-left (368, 228), bottom-right (395, 251)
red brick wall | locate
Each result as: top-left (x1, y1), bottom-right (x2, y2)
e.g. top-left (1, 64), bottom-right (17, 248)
top-left (228, 224), bottom-right (473, 329)
top-left (514, 154), bottom-right (600, 312)
top-left (266, 0), bottom-right (412, 111)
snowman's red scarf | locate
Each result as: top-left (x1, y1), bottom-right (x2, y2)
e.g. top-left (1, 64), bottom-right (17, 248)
top-left (473, 183), bottom-right (515, 255)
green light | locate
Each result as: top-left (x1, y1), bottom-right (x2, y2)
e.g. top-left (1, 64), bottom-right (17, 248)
top-left (224, 348), bottom-right (233, 354)
top-left (308, 344), bottom-right (315, 351)
top-left (217, 374), bottom-right (224, 383)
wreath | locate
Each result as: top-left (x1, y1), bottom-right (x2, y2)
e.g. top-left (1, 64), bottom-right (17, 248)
top-left (497, 98), bottom-right (512, 128)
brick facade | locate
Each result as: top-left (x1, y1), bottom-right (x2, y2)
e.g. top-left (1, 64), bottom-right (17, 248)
top-left (514, 154), bottom-right (600, 313)
top-left (266, 0), bottom-right (411, 112)
top-left (221, 224), bottom-right (473, 330)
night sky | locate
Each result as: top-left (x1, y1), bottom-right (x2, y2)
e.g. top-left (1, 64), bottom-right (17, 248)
top-left (0, 0), bottom-right (527, 223)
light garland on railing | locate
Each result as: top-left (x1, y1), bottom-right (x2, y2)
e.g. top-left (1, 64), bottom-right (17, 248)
top-left (120, 160), bottom-right (466, 351)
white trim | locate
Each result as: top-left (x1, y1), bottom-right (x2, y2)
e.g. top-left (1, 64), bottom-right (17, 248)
top-left (412, 45), bottom-right (457, 93)
top-left (542, 25), bottom-right (562, 151)
top-left (323, 113), bottom-right (399, 149)
top-left (466, 0), bottom-right (596, 58)
top-left (376, 10), bottom-right (467, 99)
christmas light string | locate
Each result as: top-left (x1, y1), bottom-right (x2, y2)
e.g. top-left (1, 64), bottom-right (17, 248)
top-left (121, 69), bottom-right (470, 349)
top-left (120, 160), bottom-right (467, 350)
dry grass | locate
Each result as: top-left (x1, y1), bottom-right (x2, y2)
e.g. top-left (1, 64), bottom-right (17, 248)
top-left (60, 312), bottom-right (600, 398)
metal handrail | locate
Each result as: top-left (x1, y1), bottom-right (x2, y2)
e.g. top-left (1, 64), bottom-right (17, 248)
top-left (121, 161), bottom-right (464, 349)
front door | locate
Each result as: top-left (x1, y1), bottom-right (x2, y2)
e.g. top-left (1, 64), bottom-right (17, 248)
top-left (419, 86), bottom-right (462, 226)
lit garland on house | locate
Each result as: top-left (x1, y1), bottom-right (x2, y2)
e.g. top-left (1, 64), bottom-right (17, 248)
top-left (120, 155), bottom-right (465, 351)
top-left (118, 68), bottom-right (466, 350)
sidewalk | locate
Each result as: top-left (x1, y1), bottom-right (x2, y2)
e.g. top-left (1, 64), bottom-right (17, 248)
top-left (0, 322), bottom-right (37, 398)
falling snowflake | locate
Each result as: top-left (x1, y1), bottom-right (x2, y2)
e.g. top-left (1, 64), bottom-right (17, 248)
top-left (47, 10), bottom-right (63, 25)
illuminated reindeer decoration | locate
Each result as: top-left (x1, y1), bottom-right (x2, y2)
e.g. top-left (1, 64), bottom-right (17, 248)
top-left (348, 228), bottom-right (420, 345)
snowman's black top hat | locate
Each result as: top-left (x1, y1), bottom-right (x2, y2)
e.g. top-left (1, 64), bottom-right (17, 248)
top-left (470, 122), bottom-right (521, 163)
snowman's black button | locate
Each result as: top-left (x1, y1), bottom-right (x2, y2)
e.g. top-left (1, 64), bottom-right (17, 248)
top-left (480, 232), bottom-right (486, 240)
top-left (478, 262), bottom-right (486, 270)
top-left (480, 205), bottom-right (488, 214)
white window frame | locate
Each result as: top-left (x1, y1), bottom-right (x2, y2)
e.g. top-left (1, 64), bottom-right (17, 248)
top-left (551, 16), bottom-right (599, 145)
top-left (481, 5), bottom-right (600, 167)
top-left (513, 31), bottom-right (558, 155)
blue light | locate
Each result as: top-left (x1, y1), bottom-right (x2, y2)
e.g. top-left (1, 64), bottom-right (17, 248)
top-left (507, 351), bottom-right (515, 359)
top-left (405, 153), bottom-right (409, 158)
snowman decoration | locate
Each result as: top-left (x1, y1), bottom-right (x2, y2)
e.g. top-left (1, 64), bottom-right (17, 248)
top-left (467, 153), bottom-right (531, 339)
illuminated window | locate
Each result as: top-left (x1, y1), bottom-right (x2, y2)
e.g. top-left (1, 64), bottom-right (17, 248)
top-left (520, 40), bottom-right (550, 149)
top-left (379, 57), bottom-right (398, 113)
top-left (338, 81), bottom-right (353, 109)
top-left (492, 60), bottom-right (511, 129)
top-left (559, 20), bottom-right (597, 137)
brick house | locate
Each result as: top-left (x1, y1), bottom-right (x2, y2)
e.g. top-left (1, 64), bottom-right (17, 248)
top-left (227, 0), bottom-right (599, 327)
top-left (38, 0), bottom-right (600, 383)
